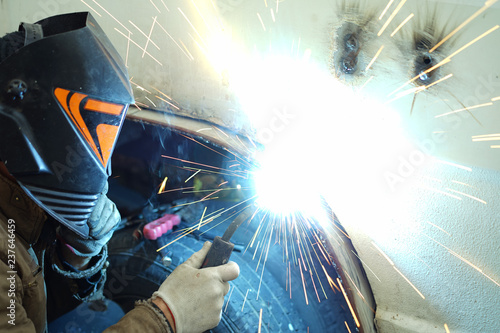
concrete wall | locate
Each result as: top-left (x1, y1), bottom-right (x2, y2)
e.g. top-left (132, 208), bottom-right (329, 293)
top-left (1, 1), bottom-right (499, 332)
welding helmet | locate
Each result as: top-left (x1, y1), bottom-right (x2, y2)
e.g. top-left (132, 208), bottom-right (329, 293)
top-left (0, 12), bottom-right (134, 238)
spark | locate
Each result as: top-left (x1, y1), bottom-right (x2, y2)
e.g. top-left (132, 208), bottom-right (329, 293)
top-left (158, 186), bottom-right (194, 194)
top-left (388, 58), bottom-right (451, 97)
top-left (298, 258), bottom-right (309, 305)
top-left (377, 0), bottom-right (407, 37)
top-left (372, 242), bottom-right (425, 299)
top-left (155, 21), bottom-right (193, 60)
top-left (446, 188), bottom-right (487, 204)
top-left (420, 185), bottom-right (463, 201)
top-left (390, 13), bottom-right (414, 37)
top-left (241, 289), bottom-right (250, 311)
top-left (178, 8), bottom-right (207, 47)
top-left (185, 169), bottom-right (201, 183)
top-left (492, 145), bottom-right (500, 148)
top-left (337, 278), bottom-right (361, 327)
top-left (160, 0), bottom-right (169, 11)
top-left (365, 45), bottom-right (385, 71)
top-left (143, 17), bottom-right (158, 58)
top-left (127, 20), bottom-right (160, 51)
top-left (435, 102), bottom-right (493, 118)
top-left (114, 28), bottom-right (163, 65)
top-left (472, 135), bottom-right (500, 142)
top-left (492, 96), bottom-right (500, 102)
top-left (190, 0), bottom-right (212, 31)
top-left (360, 76), bottom-right (374, 90)
top-left (201, 189), bottom-right (223, 201)
top-left (393, 266), bottom-right (426, 299)
top-left (92, 0), bottom-right (131, 34)
top-left (145, 96), bottom-right (157, 107)
top-left (198, 207), bottom-right (207, 230)
top-left (129, 78), bottom-right (152, 93)
top-left (149, 0), bottom-right (161, 13)
top-left (417, 73), bottom-right (453, 92)
top-left (425, 221), bottom-right (451, 236)
top-left (444, 323), bottom-right (451, 333)
top-left (158, 177), bottom-right (168, 194)
top-left (423, 233), bottom-right (500, 287)
top-left (125, 31), bottom-right (131, 67)
top-left (276, 0), bottom-right (280, 13)
top-left (351, 250), bottom-right (381, 282)
top-left (271, 8), bottom-right (276, 22)
top-left (436, 160), bottom-right (472, 172)
top-left (155, 95), bottom-right (181, 110)
top-left (224, 285), bottom-right (233, 313)
top-left (430, 0), bottom-right (498, 53)
top-left (179, 39), bottom-right (195, 60)
top-left (257, 12), bottom-right (266, 31)
top-left (258, 309), bottom-right (263, 333)
top-left (445, 25), bottom-right (500, 60)
top-left (379, 0), bottom-right (396, 20)
top-left (80, 0), bottom-right (101, 16)
top-left (264, 0), bottom-right (268, 7)
top-left (345, 321), bottom-right (352, 333)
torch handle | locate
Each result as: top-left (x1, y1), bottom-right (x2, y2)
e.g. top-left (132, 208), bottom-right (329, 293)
top-left (201, 236), bottom-right (235, 268)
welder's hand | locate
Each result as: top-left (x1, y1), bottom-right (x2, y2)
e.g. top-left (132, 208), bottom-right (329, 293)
top-left (153, 242), bottom-right (240, 333)
top-left (58, 182), bottom-right (121, 257)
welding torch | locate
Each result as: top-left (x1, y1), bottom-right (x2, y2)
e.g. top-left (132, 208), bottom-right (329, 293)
top-left (202, 205), bottom-right (256, 268)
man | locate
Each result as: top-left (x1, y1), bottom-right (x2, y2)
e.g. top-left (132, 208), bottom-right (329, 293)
top-left (0, 12), bottom-right (239, 332)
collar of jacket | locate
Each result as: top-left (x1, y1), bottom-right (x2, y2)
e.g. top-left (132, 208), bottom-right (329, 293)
top-left (0, 172), bottom-right (47, 245)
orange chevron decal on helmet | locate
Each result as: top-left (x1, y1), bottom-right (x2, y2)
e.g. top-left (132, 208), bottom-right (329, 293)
top-left (54, 87), bottom-right (126, 167)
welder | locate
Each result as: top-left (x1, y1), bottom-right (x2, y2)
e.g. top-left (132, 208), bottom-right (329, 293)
top-left (0, 12), bottom-right (239, 333)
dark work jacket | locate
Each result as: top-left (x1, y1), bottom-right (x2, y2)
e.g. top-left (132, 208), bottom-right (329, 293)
top-left (0, 173), bottom-right (171, 332)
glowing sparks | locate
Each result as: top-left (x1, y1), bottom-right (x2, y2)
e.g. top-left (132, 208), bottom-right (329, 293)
top-left (224, 286), bottom-right (233, 313)
top-left (178, 8), bottom-right (207, 47)
top-left (377, 0), bottom-right (407, 37)
top-left (472, 134), bottom-right (500, 142)
top-left (198, 207), bottom-right (207, 230)
top-left (420, 185), bottom-right (463, 201)
top-left (423, 233), bottom-right (500, 287)
top-left (425, 221), bottom-right (451, 236)
top-left (393, 266), bottom-right (426, 299)
top-left (149, 0), bottom-right (161, 13)
top-left (143, 17), bottom-right (158, 58)
top-left (258, 309), bottom-right (263, 333)
top-left (445, 25), bottom-right (500, 60)
top-left (360, 75), bottom-right (374, 90)
top-left (365, 45), bottom-right (385, 71)
top-left (444, 323), bottom-right (451, 333)
top-left (337, 278), bottom-right (361, 328)
top-left (418, 73), bottom-right (453, 92)
top-left (241, 289), bottom-right (250, 311)
top-left (379, 0), bottom-right (396, 20)
top-left (436, 160), bottom-right (472, 172)
top-left (446, 188), bottom-right (487, 204)
top-left (492, 96), bottom-right (500, 102)
top-left (92, 0), bottom-right (131, 34)
top-left (430, 0), bottom-right (499, 53)
top-left (185, 169), bottom-right (201, 183)
top-left (435, 102), bottom-right (493, 118)
top-left (80, 0), bottom-right (101, 16)
top-left (155, 21), bottom-right (193, 60)
top-left (390, 13), bottom-right (414, 37)
top-left (158, 177), bottom-right (168, 194)
top-left (128, 20), bottom-right (160, 50)
top-left (372, 242), bottom-right (425, 299)
top-left (345, 321), bottom-right (352, 333)
top-left (492, 145), bottom-right (500, 148)
top-left (114, 28), bottom-right (163, 65)
top-left (257, 12), bottom-right (266, 31)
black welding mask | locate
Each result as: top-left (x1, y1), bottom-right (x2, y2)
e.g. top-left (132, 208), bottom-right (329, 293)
top-left (0, 12), bottom-right (134, 238)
